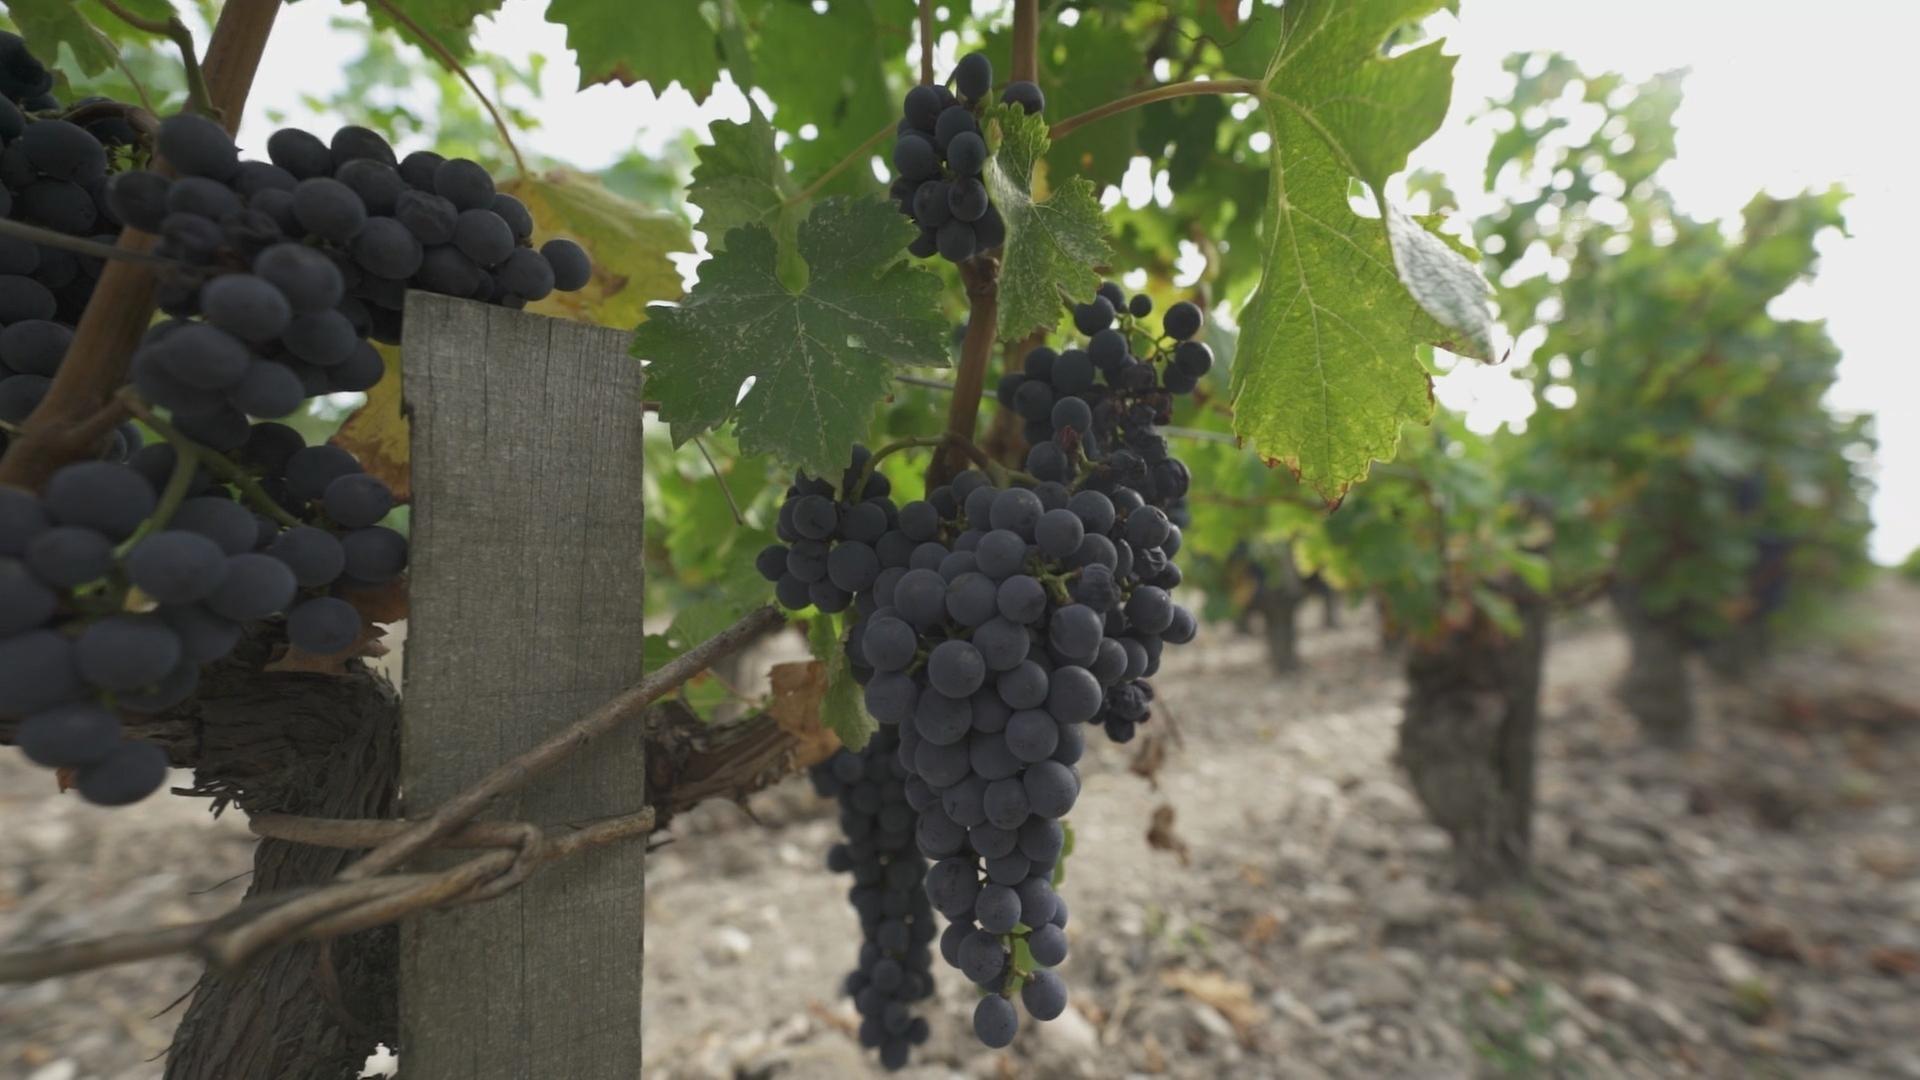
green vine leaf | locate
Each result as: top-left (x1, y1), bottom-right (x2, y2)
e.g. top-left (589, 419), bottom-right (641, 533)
top-left (808, 613), bottom-right (873, 750)
top-left (546, 0), bottom-right (720, 97)
top-left (687, 103), bottom-right (807, 288)
top-left (372, 0), bottom-right (503, 58)
top-left (1219, 0), bottom-right (1493, 502)
top-left (984, 107), bottom-right (1113, 343)
top-left (8, 0), bottom-right (144, 76)
top-left (632, 196), bottom-right (948, 475)
top-left (742, 0), bottom-right (897, 191)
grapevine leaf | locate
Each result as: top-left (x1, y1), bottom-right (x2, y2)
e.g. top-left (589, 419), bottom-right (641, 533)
top-left (807, 613), bottom-right (873, 750)
top-left (331, 343), bottom-right (410, 502)
top-left (10, 0), bottom-right (121, 76)
top-left (632, 196), bottom-right (948, 476)
top-left (372, 0), bottom-right (503, 58)
top-left (661, 562), bottom-right (772, 659)
top-left (984, 108), bottom-right (1113, 343)
top-left (1386, 206), bottom-right (1497, 358)
top-left (686, 103), bottom-right (807, 287)
top-left (743, 0), bottom-right (898, 189)
top-left (501, 169), bottom-right (691, 328)
top-left (688, 103), bottom-right (798, 250)
top-left (546, 0), bottom-right (720, 97)
top-left (1218, 0), bottom-right (1493, 501)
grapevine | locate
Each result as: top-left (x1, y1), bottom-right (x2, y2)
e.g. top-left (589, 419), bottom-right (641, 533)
top-left (0, 1), bottom-right (1548, 1076)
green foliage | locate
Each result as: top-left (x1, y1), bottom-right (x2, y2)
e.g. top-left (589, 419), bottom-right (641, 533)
top-left (986, 107), bottom-right (1114, 342)
top-left (1476, 55), bottom-right (1874, 641)
top-left (1215, 0), bottom-right (1493, 502)
top-left (1899, 549), bottom-right (1920, 584)
top-left (730, 0), bottom-right (900, 188)
top-left (547, 0), bottom-right (719, 96)
top-left (686, 104), bottom-right (807, 287)
top-left (808, 613), bottom-right (872, 750)
top-left (1319, 420), bottom-right (1549, 641)
top-left (633, 197), bottom-right (950, 476)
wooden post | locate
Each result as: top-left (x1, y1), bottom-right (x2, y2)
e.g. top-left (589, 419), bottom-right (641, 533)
top-left (399, 294), bottom-right (647, 1078)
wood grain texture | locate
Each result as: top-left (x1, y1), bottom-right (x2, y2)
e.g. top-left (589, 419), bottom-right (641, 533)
top-left (399, 294), bottom-right (646, 1079)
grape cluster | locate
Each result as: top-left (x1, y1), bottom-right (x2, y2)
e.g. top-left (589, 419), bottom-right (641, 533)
top-left (999, 283), bottom-right (1208, 526)
top-left (807, 726), bottom-right (936, 1070)
top-left (0, 36), bottom-right (137, 456)
top-left (1, 424), bottom-right (405, 805)
top-left (889, 51), bottom-right (1044, 265)
top-left (755, 285), bottom-right (1212, 1050)
top-left (106, 113), bottom-right (589, 424)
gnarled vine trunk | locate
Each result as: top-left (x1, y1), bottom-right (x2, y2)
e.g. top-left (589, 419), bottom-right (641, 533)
top-left (1612, 590), bottom-right (1696, 746)
top-left (154, 643), bottom-right (402, 1080)
top-left (1256, 541), bottom-right (1307, 674)
top-left (1257, 589), bottom-right (1303, 674)
top-left (1397, 591), bottom-right (1548, 892)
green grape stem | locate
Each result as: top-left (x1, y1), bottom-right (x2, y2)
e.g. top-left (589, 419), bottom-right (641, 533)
top-left (118, 390), bottom-right (303, 529)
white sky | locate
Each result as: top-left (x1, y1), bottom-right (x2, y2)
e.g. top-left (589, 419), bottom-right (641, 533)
top-left (240, 0), bottom-right (1916, 563)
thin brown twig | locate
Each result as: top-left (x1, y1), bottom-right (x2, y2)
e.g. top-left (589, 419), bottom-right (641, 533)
top-left (1011, 0), bottom-right (1039, 84)
top-left (784, 119), bottom-right (894, 208)
top-left (918, 0), bottom-right (935, 85)
top-left (96, 0), bottom-right (212, 116)
top-left (338, 604), bottom-right (784, 882)
top-left (0, 219), bottom-right (180, 265)
top-left (360, 0), bottom-right (527, 177)
top-left (1049, 78), bottom-right (1265, 140)
top-left (692, 436), bottom-right (745, 526)
top-left (0, 805), bottom-right (659, 985)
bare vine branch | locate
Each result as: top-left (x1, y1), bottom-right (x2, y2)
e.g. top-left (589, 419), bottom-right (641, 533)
top-left (1049, 78), bottom-right (1266, 140)
top-left (339, 604), bottom-right (785, 881)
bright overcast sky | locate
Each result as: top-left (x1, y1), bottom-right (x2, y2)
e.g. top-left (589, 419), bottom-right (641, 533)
top-left (241, 0), bottom-right (1916, 563)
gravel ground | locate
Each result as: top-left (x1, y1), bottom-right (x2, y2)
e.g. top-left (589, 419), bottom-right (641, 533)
top-left (4, 583), bottom-right (1917, 1080)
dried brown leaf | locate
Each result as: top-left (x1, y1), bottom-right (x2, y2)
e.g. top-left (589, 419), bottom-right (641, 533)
top-left (330, 343), bottom-right (409, 502)
top-left (767, 660), bottom-right (843, 770)
top-left (1146, 802), bottom-right (1191, 866)
top-left (1129, 727), bottom-right (1169, 788)
top-left (1161, 969), bottom-right (1264, 1043)
top-left (340, 575), bottom-right (409, 624)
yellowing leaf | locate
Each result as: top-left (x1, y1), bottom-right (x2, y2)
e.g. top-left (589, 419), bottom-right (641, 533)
top-left (502, 168), bottom-right (692, 328)
top-left (331, 343), bottom-right (410, 503)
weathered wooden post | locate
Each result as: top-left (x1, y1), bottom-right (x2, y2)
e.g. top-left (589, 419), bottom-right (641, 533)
top-left (400, 293), bottom-right (647, 1077)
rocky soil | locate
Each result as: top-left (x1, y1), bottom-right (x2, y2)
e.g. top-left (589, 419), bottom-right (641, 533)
top-left (3, 583), bottom-right (1917, 1080)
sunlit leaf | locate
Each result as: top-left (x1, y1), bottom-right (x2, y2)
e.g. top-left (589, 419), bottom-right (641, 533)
top-left (985, 107), bottom-right (1112, 343)
top-left (1218, 0), bottom-right (1493, 501)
